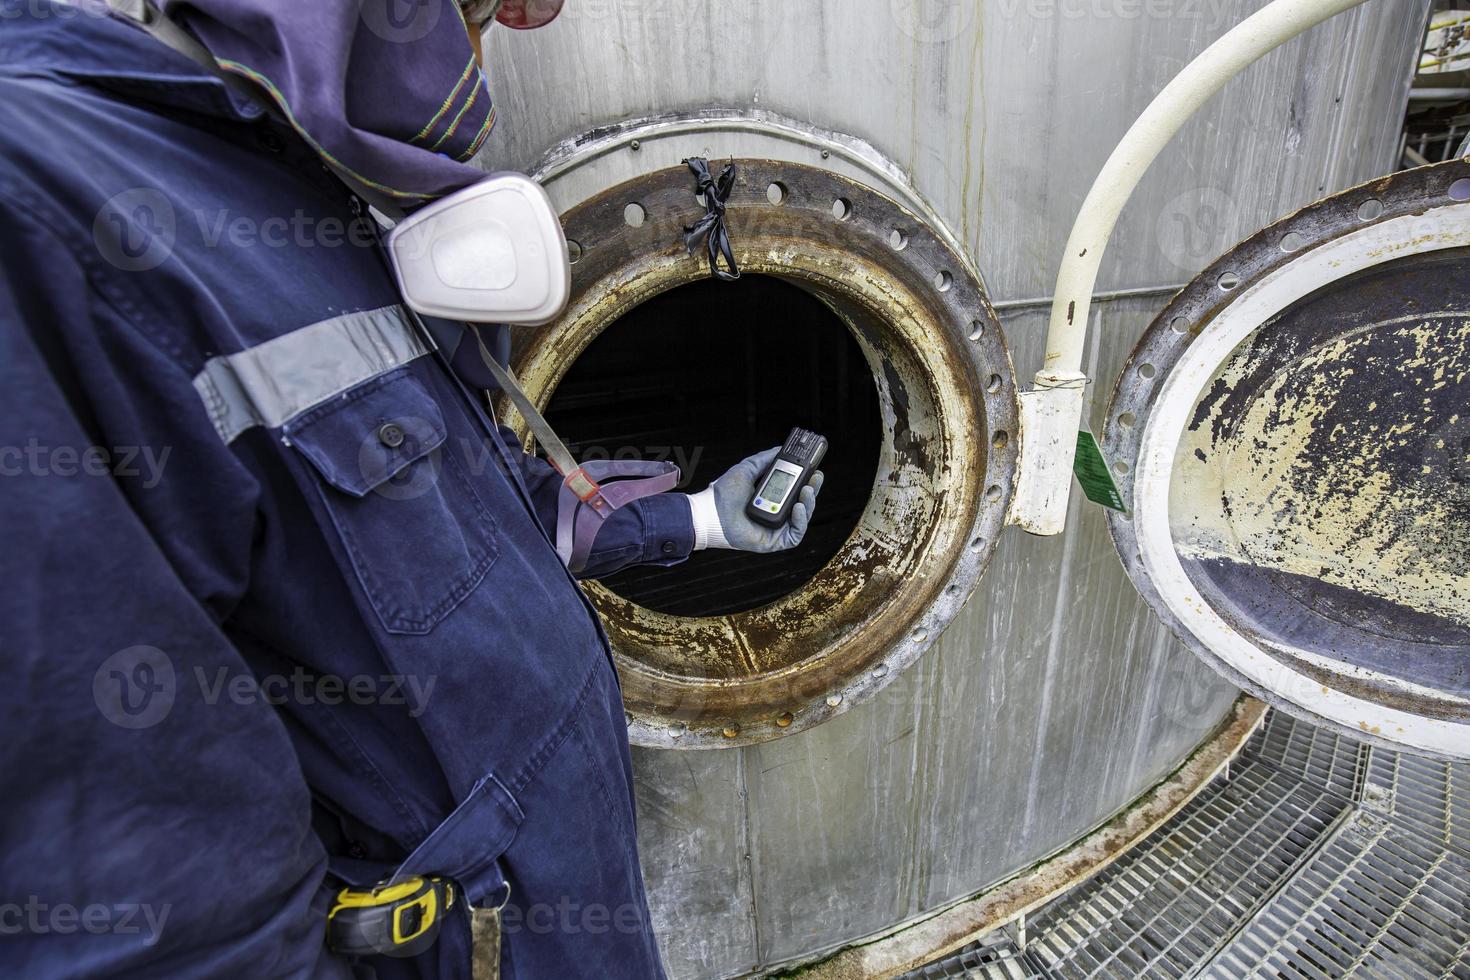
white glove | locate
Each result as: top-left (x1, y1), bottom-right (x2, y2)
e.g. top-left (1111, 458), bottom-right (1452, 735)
top-left (686, 447), bottom-right (824, 552)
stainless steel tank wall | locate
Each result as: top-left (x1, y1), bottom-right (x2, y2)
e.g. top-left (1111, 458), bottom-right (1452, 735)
top-left (477, 2), bottom-right (1427, 974)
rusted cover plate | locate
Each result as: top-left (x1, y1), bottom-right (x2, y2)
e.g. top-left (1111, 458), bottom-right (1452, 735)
top-left (504, 160), bottom-right (1019, 748)
top-left (1106, 160), bottom-right (1470, 760)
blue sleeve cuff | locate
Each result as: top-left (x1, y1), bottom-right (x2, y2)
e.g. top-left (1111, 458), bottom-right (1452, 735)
top-left (636, 492), bottom-right (695, 567)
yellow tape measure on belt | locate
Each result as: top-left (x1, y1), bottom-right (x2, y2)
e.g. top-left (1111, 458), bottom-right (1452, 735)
top-left (327, 876), bottom-right (455, 958)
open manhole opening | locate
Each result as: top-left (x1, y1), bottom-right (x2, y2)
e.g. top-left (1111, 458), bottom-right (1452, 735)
top-left (507, 157), bottom-right (1018, 745)
top-left (542, 274), bottom-right (883, 617)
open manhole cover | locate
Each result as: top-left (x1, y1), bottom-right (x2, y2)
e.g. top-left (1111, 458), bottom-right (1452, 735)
top-left (1106, 160), bottom-right (1470, 759)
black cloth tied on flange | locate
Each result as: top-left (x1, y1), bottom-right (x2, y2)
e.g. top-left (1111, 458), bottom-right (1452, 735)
top-left (682, 157), bottom-right (740, 281)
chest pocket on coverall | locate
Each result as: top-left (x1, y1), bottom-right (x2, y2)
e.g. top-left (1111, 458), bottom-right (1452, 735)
top-left (285, 367), bottom-right (499, 635)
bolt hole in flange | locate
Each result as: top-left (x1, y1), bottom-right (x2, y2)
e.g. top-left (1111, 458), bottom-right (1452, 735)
top-left (504, 159), bottom-right (1018, 747)
top-left (1104, 160), bottom-right (1470, 759)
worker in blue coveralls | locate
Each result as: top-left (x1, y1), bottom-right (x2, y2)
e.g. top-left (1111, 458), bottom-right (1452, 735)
top-left (0, 1), bottom-right (823, 977)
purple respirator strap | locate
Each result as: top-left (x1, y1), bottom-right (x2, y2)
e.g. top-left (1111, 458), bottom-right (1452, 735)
top-left (555, 459), bottom-right (682, 573)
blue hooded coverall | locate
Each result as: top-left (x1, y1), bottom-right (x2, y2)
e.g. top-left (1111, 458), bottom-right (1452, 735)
top-left (0, 6), bottom-right (690, 977)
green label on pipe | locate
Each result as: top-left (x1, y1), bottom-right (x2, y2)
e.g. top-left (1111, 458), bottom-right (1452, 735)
top-left (1073, 430), bottom-right (1128, 513)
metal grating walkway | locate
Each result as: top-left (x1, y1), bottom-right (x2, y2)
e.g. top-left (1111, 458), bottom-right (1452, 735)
top-left (905, 711), bottom-right (1470, 980)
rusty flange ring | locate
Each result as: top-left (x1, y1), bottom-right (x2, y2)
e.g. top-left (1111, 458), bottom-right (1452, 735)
top-left (1104, 159), bottom-right (1470, 760)
top-left (501, 159), bottom-right (1019, 748)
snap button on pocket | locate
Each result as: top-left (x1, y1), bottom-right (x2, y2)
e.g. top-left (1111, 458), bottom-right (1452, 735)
top-left (378, 421), bottom-right (406, 448)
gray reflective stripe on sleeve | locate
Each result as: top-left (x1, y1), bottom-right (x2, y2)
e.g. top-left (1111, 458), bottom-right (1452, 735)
top-left (193, 305), bottom-right (433, 443)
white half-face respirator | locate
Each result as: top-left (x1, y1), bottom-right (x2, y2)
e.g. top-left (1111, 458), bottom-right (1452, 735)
top-left (383, 173), bottom-right (571, 326)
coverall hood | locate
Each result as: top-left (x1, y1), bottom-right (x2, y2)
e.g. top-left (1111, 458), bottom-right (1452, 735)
top-left (160, 0), bottom-right (496, 205)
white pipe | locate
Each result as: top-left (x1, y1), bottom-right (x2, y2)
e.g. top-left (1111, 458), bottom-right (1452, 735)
top-left (1043, 0), bottom-right (1371, 374)
top-left (1009, 0), bottom-right (1373, 536)
top-left (1409, 88), bottom-right (1470, 101)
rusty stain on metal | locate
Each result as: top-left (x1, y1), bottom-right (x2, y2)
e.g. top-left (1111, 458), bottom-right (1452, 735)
top-left (1178, 317), bottom-right (1469, 627)
top-left (1105, 159), bottom-right (1470, 749)
top-left (499, 160), bottom-right (1020, 748)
